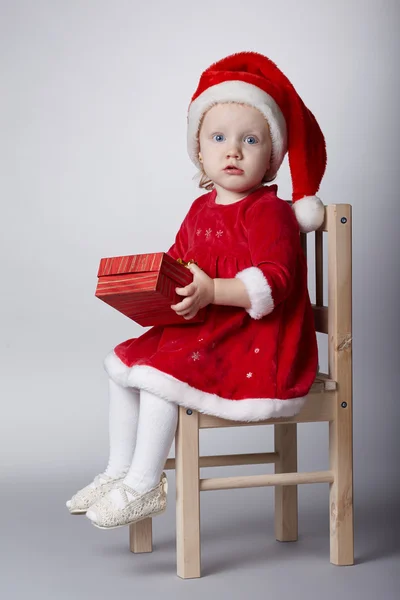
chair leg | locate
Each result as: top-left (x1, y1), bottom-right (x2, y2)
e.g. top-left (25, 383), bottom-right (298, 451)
top-left (329, 402), bottom-right (354, 565)
top-left (274, 423), bottom-right (298, 542)
top-left (175, 407), bottom-right (201, 579)
top-left (129, 518), bottom-right (153, 553)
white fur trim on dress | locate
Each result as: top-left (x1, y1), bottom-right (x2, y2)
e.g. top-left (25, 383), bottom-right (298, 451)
top-left (187, 80), bottom-right (287, 176)
top-left (104, 352), bottom-right (306, 422)
top-left (235, 266), bottom-right (274, 320)
top-left (292, 195), bottom-right (325, 233)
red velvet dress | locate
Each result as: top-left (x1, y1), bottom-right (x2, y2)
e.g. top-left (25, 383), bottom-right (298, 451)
top-left (104, 184), bottom-right (318, 421)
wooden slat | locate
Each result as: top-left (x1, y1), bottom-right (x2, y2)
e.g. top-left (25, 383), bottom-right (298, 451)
top-left (200, 470), bottom-right (334, 491)
top-left (327, 204), bottom-right (354, 566)
top-left (175, 407), bottom-right (201, 579)
top-left (165, 452), bottom-right (278, 471)
top-left (315, 230), bottom-right (324, 306)
top-left (275, 424), bottom-right (298, 541)
top-left (129, 519), bottom-right (153, 553)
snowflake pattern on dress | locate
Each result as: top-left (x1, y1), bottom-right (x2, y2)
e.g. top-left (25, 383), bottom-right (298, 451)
top-left (246, 372), bottom-right (253, 378)
top-left (197, 227), bottom-right (224, 240)
top-left (191, 351), bottom-right (201, 361)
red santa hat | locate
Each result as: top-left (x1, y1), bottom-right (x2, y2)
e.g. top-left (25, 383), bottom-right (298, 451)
top-left (187, 51), bottom-right (327, 233)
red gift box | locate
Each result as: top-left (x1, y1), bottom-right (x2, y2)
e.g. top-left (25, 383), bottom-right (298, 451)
top-left (95, 252), bottom-right (206, 327)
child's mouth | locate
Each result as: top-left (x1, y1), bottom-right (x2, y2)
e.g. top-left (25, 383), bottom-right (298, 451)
top-left (224, 167), bottom-right (244, 175)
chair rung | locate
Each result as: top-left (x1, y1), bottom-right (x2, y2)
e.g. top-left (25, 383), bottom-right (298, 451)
top-left (200, 470), bottom-right (334, 491)
top-left (164, 452), bottom-right (278, 471)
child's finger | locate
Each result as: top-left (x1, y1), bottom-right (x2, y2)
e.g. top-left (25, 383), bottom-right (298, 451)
top-left (176, 283), bottom-right (195, 296)
top-left (171, 297), bottom-right (192, 312)
top-left (188, 263), bottom-right (202, 274)
top-left (175, 286), bottom-right (187, 295)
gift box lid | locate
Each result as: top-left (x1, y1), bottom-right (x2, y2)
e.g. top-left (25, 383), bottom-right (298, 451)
top-left (97, 252), bottom-right (176, 278)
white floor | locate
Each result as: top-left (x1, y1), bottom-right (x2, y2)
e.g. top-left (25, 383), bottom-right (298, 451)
top-left (3, 472), bottom-right (398, 600)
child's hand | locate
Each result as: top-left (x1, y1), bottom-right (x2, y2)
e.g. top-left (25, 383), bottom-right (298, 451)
top-left (171, 263), bottom-right (214, 320)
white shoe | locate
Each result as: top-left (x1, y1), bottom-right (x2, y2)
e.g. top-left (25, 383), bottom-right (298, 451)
top-left (66, 473), bottom-right (126, 515)
top-left (86, 472), bottom-right (168, 529)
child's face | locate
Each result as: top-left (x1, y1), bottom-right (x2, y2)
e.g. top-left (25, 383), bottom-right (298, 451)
top-left (198, 102), bottom-right (272, 198)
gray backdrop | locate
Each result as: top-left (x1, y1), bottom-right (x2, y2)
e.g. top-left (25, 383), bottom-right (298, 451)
top-left (1, 0), bottom-right (399, 598)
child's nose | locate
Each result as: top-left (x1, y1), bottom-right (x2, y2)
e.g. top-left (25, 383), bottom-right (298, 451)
top-left (227, 145), bottom-right (242, 159)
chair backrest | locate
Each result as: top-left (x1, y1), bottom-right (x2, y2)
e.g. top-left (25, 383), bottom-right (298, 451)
top-left (300, 204), bottom-right (352, 386)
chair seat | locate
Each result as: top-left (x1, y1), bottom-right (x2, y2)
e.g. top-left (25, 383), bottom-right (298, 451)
top-left (198, 372), bottom-right (337, 428)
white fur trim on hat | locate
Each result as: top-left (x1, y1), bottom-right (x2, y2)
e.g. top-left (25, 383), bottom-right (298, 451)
top-left (292, 195), bottom-right (325, 233)
top-left (104, 352), bottom-right (306, 422)
top-left (187, 80), bottom-right (287, 176)
top-left (235, 266), bottom-right (274, 319)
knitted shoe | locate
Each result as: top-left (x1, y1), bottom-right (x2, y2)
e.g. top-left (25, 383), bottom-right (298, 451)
top-left (66, 473), bottom-right (126, 515)
top-left (86, 472), bottom-right (168, 529)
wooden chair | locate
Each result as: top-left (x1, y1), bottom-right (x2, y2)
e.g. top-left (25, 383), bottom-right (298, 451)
top-left (129, 203), bottom-right (354, 579)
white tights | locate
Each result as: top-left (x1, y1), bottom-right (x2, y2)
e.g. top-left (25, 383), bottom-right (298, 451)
top-left (103, 378), bottom-right (178, 494)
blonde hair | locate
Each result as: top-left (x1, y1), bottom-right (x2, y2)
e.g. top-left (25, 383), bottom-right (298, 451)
top-left (193, 101), bottom-right (278, 191)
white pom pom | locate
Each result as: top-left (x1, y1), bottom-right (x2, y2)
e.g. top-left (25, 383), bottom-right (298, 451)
top-left (292, 195), bottom-right (325, 233)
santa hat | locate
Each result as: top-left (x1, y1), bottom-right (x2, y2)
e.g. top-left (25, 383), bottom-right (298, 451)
top-left (187, 51), bottom-right (327, 233)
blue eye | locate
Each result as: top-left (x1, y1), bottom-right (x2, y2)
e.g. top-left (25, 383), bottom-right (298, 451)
top-left (212, 134), bottom-right (225, 142)
top-left (245, 136), bottom-right (258, 145)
